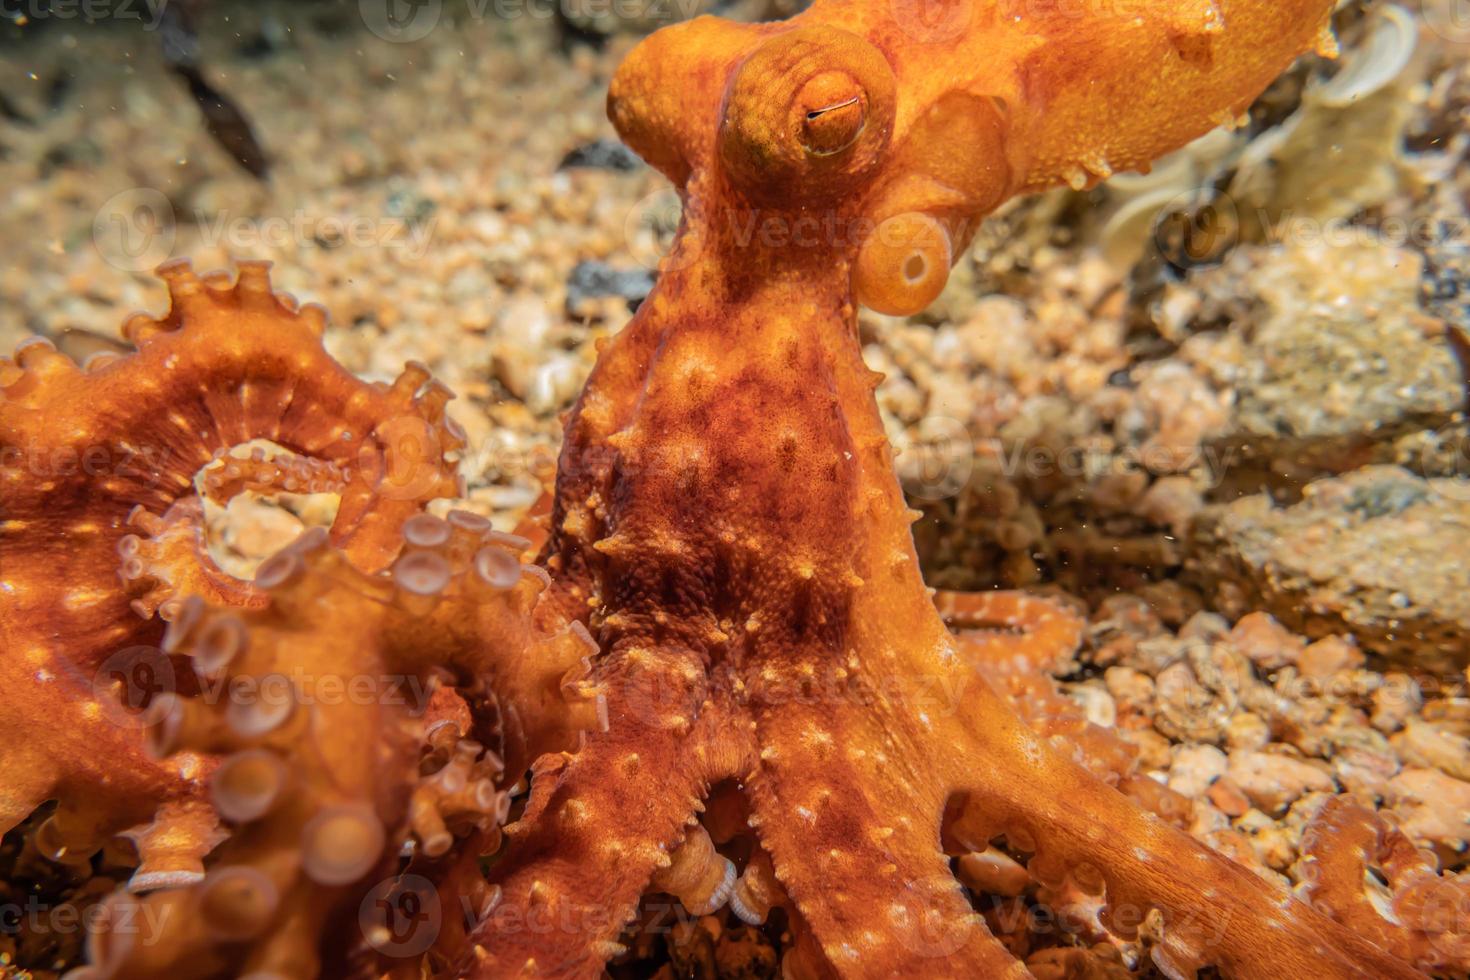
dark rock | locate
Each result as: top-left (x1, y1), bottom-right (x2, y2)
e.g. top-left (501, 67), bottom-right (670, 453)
top-left (1196, 244), bottom-right (1461, 499)
top-left (39, 137), bottom-right (101, 176)
top-left (0, 90), bottom-right (33, 126)
top-left (385, 183), bottom-right (437, 228)
top-left (1188, 466), bottom-right (1470, 673)
top-left (236, 14), bottom-right (292, 59)
top-left (558, 139), bottom-right (643, 173)
top-left (566, 260), bottom-right (656, 315)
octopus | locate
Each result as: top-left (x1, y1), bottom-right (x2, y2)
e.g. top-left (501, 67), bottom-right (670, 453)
top-left (1, 0), bottom-right (1463, 977)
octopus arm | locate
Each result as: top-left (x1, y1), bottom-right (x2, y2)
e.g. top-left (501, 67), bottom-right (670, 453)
top-left (994, 0), bottom-right (1337, 192)
top-left (460, 715), bottom-right (727, 979)
top-left (0, 259), bottom-right (463, 675)
top-left (745, 690), bottom-right (1026, 977)
top-left (937, 589), bottom-right (1086, 676)
top-left (939, 675), bottom-right (1426, 978)
top-left (381, 525), bottom-right (608, 777)
top-left (0, 657), bottom-right (200, 869)
top-left (83, 514), bottom-right (537, 977)
top-left (1299, 796), bottom-right (1470, 975)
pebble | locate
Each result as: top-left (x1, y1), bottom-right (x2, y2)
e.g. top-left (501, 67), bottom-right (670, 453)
top-left (1226, 612), bottom-right (1304, 672)
top-left (1331, 745), bottom-right (1400, 798)
top-left (564, 259), bottom-right (655, 315)
top-left (1169, 744), bottom-right (1228, 799)
top-left (1226, 750), bottom-right (1335, 814)
top-left (1207, 778), bottom-right (1251, 818)
top-left (1224, 713), bottom-right (1271, 752)
top-left (558, 139), bottom-right (644, 172)
top-left (1391, 719), bottom-right (1470, 782)
top-left (1385, 767), bottom-right (1470, 850)
top-left (1297, 635), bottom-right (1365, 679)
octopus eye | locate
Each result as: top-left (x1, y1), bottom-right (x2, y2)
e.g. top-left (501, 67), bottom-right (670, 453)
top-left (853, 212), bottom-right (954, 316)
top-left (720, 26), bottom-right (895, 202)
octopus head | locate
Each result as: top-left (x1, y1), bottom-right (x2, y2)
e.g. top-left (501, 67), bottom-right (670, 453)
top-left (609, 16), bottom-right (1010, 318)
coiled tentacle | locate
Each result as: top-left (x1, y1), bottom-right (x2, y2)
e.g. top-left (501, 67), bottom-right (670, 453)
top-left (0, 260), bottom-right (462, 879)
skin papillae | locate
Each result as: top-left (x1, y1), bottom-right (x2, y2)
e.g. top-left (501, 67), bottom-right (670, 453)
top-left (0, 0), bottom-right (1449, 978)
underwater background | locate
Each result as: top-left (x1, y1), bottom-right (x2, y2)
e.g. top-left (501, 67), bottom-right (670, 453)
top-left (2, 0), bottom-right (1469, 976)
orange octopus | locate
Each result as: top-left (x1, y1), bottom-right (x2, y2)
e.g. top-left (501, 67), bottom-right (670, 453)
top-left (1, 0), bottom-right (1459, 977)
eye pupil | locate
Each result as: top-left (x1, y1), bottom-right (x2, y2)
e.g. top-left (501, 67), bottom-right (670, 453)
top-left (797, 72), bottom-right (866, 157)
top-left (807, 96), bottom-right (859, 121)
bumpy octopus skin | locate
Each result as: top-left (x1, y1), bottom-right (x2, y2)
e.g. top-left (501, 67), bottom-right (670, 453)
top-left (457, 1), bottom-right (1420, 978)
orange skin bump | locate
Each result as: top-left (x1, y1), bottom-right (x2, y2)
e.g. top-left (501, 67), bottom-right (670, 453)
top-left (460, 1), bottom-right (1418, 977)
